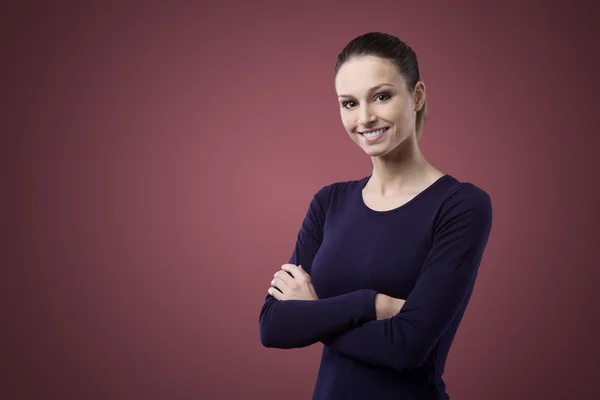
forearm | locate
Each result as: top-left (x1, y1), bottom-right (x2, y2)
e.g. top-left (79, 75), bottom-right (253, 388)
top-left (259, 289), bottom-right (377, 349)
top-left (320, 269), bottom-right (477, 371)
top-left (320, 294), bottom-right (405, 348)
top-left (321, 294), bottom-right (468, 371)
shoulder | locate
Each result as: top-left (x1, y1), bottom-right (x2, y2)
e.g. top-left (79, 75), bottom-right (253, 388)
top-left (434, 178), bottom-right (493, 235)
top-left (312, 175), bottom-right (368, 201)
top-left (305, 176), bottom-right (366, 217)
top-left (441, 179), bottom-right (492, 213)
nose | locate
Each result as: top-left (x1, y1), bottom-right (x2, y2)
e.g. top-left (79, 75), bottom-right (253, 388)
top-left (357, 104), bottom-right (376, 126)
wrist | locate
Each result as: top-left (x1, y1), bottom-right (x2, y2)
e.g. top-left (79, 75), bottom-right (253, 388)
top-left (392, 298), bottom-right (405, 316)
top-left (386, 297), bottom-right (398, 317)
top-left (375, 293), bottom-right (392, 320)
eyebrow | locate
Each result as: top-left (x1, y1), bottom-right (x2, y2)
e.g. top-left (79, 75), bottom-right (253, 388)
top-left (338, 83), bottom-right (395, 98)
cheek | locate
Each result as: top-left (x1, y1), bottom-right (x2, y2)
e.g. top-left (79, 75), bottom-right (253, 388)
top-left (384, 102), bottom-right (412, 126)
top-left (340, 112), bottom-right (354, 132)
top-left (382, 102), bottom-right (403, 118)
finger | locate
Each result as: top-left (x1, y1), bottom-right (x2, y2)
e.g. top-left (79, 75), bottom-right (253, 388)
top-left (275, 270), bottom-right (295, 286)
top-left (283, 264), bottom-right (309, 282)
top-left (271, 277), bottom-right (288, 291)
top-left (268, 287), bottom-right (282, 300)
top-left (282, 264), bottom-right (304, 278)
top-left (281, 263), bottom-right (298, 278)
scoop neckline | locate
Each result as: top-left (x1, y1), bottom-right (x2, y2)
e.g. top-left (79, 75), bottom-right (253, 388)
top-left (359, 174), bottom-right (452, 215)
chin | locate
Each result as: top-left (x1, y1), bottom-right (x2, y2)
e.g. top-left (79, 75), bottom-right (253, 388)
top-left (364, 148), bottom-right (390, 158)
top-left (361, 134), bottom-right (412, 158)
top-left (357, 136), bottom-right (392, 155)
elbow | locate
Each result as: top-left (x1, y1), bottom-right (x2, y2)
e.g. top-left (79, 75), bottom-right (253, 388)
top-left (258, 298), bottom-right (311, 349)
top-left (259, 312), bottom-right (293, 349)
top-left (259, 313), bottom-right (277, 348)
top-left (259, 318), bottom-right (312, 349)
top-left (259, 331), bottom-right (275, 348)
top-left (259, 324), bottom-right (295, 349)
top-left (259, 300), bottom-right (279, 348)
top-left (259, 304), bottom-right (284, 348)
top-left (259, 323), bottom-right (277, 348)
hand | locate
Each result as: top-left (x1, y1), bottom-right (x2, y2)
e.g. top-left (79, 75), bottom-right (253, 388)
top-left (268, 264), bottom-right (319, 301)
top-left (375, 294), bottom-right (405, 320)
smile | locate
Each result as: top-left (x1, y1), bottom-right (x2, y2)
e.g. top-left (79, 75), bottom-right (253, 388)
top-left (359, 127), bottom-right (389, 143)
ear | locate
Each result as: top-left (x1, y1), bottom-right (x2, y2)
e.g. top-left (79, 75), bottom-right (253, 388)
top-left (413, 81), bottom-right (426, 112)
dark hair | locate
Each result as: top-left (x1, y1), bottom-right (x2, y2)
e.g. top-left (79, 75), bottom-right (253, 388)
top-left (335, 32), bottom-right (427, 137)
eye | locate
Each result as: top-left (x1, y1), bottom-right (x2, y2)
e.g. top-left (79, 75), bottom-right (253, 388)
top-left (374, 92), bottom-right (391, 102)
top-left (341, 101), bottom-right (356, 109)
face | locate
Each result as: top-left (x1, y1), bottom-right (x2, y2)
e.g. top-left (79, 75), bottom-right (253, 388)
top-left (335, 55), bottom-right (425, 158)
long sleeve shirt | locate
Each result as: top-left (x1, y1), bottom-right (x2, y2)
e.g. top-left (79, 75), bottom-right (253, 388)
top-left (259, 174), bottom-right (493, 400)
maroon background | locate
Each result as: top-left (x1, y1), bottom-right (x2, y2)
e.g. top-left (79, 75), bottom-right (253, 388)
top-left (4, 1), bottom-right (599, 399)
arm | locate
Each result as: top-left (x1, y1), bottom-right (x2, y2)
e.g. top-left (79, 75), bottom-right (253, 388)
top-left (259, 290), bottom-right (377, 349)
top-left (259, 185), bottom-right (377, 349)
top-left (321, 185), bottom-right (493, 371)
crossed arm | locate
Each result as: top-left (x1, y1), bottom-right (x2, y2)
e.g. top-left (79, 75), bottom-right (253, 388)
top-left (258, 186), bottom-right (379, 348)
top-left (258, 185), bottom-right (492, 372)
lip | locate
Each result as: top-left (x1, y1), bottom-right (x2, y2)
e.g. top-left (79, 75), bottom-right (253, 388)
top-left (359, 127), bottom-right (389, 134)
top-left (360, 127), bottom-right (389, 144)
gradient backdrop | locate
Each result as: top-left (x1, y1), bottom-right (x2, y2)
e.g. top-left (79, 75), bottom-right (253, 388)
top-left (4, 0), bottom-right (599, 399)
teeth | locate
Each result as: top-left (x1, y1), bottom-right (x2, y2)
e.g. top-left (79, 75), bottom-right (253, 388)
top-left (362, 128), bottom-right (386, 138)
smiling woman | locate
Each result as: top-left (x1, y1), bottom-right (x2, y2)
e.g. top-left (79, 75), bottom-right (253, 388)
top-left (259, 32), bottom-right (493, 400)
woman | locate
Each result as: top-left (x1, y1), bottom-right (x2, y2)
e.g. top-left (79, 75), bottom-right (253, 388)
top-left (259, 32), bottom-right (493, 400)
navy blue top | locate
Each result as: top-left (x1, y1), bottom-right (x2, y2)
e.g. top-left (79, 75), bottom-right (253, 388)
top-left (259, 174), bottom-right (493, 399)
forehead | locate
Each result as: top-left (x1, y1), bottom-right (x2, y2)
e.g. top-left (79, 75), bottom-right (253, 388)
top-left (335, 55), bottom-right (404, 95)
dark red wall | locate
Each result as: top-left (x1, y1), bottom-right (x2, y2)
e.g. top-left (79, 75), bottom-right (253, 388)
top-left (5, 1), bottom-right (599, 398)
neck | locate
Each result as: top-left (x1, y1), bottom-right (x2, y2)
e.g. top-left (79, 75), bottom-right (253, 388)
top-left (367, 134), bottom-right (433, 196)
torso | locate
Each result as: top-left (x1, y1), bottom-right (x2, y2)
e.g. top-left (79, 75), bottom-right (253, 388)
top-left (306, 172), bottom-right (477, 400)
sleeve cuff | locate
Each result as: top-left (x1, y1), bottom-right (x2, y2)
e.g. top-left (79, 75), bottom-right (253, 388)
top-left (355, 289), bottom-right (377, 326)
